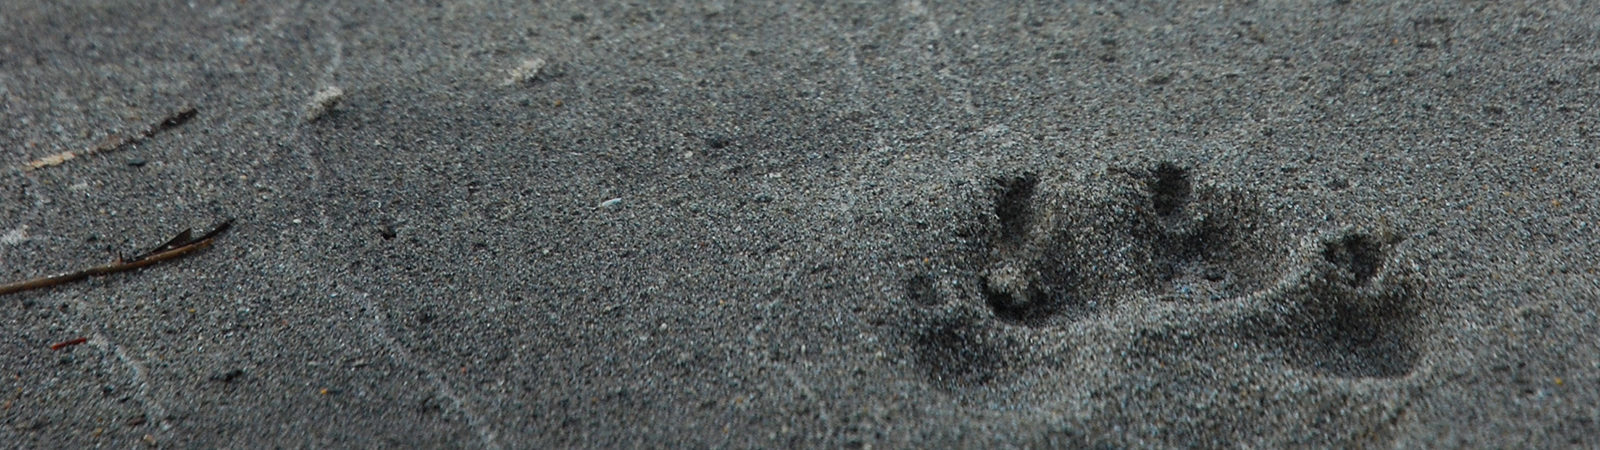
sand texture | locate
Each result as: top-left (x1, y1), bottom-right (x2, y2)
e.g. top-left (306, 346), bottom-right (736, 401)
top-left (3, 1), bottom-right (1597, 447)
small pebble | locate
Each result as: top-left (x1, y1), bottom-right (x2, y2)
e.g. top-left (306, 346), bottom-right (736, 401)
top-left (303, 86), bottom-right (344, 122)
top-left (127, 158), bottom-right (147, 167)
top-left (503, 57), bottom-right (547, 86)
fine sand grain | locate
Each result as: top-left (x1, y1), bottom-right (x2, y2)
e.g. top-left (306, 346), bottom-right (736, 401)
top-left (3, 1), bottom-right (1597, 447)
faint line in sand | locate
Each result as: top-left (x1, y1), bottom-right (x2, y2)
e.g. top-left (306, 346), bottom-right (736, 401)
top-left (96, 331), bottom-right (171, 434)
top-left (318, 1), bottom-right (345, 87)
top-left (898, 0), bottom-right (976, 116)
top-left (746, 328), bottom-right (835, 438)
top-left (351, 290), bottom-right (502, 449)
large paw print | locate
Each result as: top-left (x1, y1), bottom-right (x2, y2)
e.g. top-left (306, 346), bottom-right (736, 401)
top-left (905, 162), bottom-right (1427, 388)
top-left (978, 163), bottom-right (1289, 326)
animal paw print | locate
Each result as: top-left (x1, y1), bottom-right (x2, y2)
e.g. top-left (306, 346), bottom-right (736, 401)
top-left (978, 162), bottom-right (1287, 327)
top-left (905, 162), bottom-right (1427, 388)
top-left (1239, 230), bottom-right (1424, 378)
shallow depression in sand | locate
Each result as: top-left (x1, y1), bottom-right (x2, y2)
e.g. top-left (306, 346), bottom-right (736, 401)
top-left (901, 162), bottom-right (1431, 391)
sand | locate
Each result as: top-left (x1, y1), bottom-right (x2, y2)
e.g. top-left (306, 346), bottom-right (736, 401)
top-left (2, 1), bottom-right (1596, 447)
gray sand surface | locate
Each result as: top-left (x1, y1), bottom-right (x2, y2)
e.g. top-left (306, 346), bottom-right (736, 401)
top-left (3, 1), bottom-right (1597, 447)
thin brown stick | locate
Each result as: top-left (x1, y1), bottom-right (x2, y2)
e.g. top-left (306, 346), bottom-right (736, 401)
top-left (23, 106), bottom-right (197, 171)
top-left (50, 337), bottom-right (89, 350)
top-left (0, 219), bottom-right (233, 297)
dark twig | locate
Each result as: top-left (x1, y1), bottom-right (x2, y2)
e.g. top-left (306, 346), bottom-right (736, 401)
top-left (23, 106), bottom-right (198, 171)
top-left (50, 337), bottom-right (89, 350)
top-left (0, 219), bottom-right (233, 297)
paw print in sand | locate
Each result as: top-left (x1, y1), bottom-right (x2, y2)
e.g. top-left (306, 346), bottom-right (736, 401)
top-left (905, 162), bottom-right (1427, 388)
top-left (979, 163), bottom-right (1290, 326)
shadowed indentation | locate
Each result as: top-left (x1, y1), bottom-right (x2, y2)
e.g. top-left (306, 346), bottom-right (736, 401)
top-left (1289, 288), bottom-right (1419, 378)
top-left (1247, 232), bottom-right (1423, 378)
top-left (983, 275), bottom-right (1055, 326)
top-left (913, 318), bottom-right (1005, 388)
top-left (1147, 162), bottom-right (1191, 217)
top-left (1124, 164), bottom-right (1278, 301)
top-left (992, 174), bottom-right (1038, 250)
top-left (904, 274), bottom-right (939, 307)
top-left (1151, 220), bottom-right (1231, 285)
top-left (975, 164), bottom-right (1287, 329)
top-left (1323, 233), bottom-right (1383, 286)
